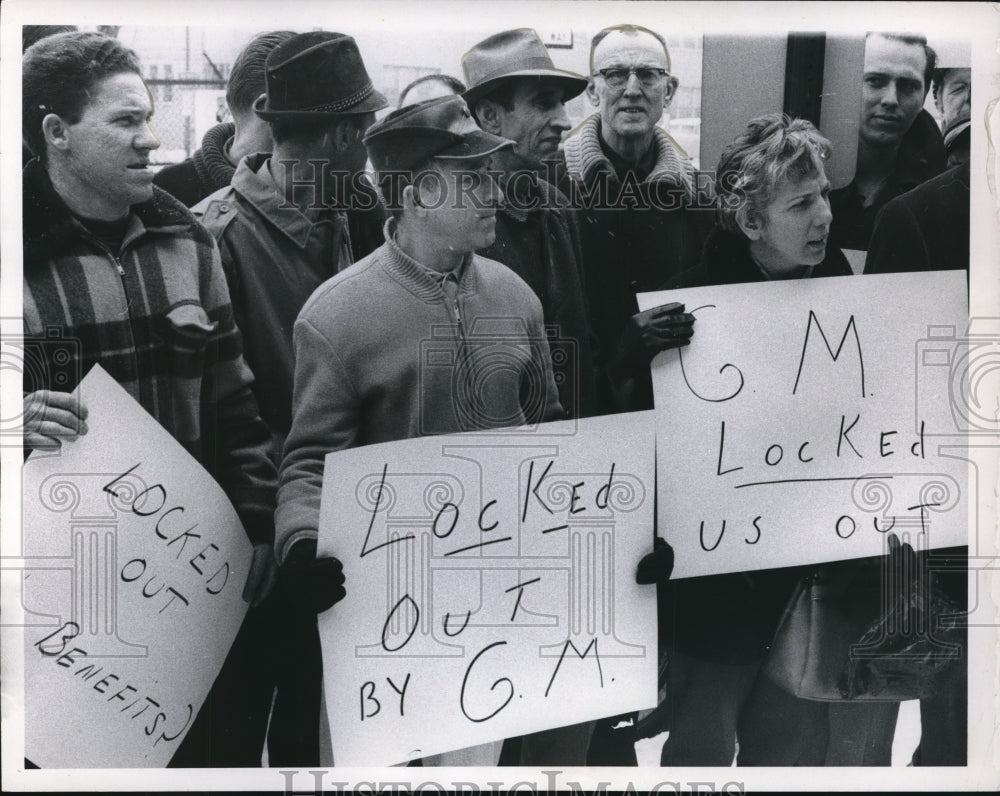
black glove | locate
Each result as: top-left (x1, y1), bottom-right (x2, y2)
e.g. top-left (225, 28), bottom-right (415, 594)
top-left (636, 536), bottom-right (674, 585)
top-left (611, 303), bottom-right (694, 385)
top-left (281, 538), bottom-right (346, 613)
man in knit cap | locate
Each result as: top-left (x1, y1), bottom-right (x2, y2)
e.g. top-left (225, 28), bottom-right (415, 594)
top-left (276, 94), bottom-right (564, 765)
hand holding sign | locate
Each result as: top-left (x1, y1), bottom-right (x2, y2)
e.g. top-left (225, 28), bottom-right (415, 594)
top-left (281, 538), bottom-right (347, 613)
top-left (22, 366), bottom-right (252, 768)
top-left (22, 389), bottom-right (89, 450)
top-left (635, 536), bottom-right (675, 585)
top-left (610, 303), bottom-right (695, 386)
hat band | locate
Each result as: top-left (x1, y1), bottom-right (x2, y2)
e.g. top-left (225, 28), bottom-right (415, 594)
top-left (285, 82), bottom-right (375, 114)
top-left (471, 55), bottom-right (564, 85)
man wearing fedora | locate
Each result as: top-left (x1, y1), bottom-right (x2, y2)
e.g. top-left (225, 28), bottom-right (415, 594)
top-left (275, 95), bottom-right (564, 765)
top-left (461, 28), bottom-right (598, 420)
top-left (195, 30), bottom-right (387, 463)
top-left (561, 24), bottom-right (709, 416)
top-left (193, 30), bottom-right (389, 766)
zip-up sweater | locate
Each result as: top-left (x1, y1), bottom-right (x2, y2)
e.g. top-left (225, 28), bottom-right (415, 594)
top-left (22, 159), bottom-right (276, 544)
top-left (275, 221), bottom-right (564, 562)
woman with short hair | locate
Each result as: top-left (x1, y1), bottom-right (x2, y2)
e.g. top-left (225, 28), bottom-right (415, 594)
top-left (654, 114), bottom-right (901, 768)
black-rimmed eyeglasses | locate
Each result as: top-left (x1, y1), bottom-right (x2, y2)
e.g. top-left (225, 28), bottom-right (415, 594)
top-left (592, 67), bottom-right (669, 88)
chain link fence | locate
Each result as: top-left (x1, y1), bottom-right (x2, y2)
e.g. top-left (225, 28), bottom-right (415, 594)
top-left (145, 77), bottom-right (227, 168)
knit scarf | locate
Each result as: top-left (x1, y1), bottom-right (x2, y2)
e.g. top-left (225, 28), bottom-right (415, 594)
top-left (191, 122), bottom-right (237, 197)
top-left (562, 114), bottom-right (694, 199)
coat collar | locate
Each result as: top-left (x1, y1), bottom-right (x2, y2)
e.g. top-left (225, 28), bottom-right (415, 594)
top-left (22, 158), bottom-right (196, 264)
top-left (380, 218), bottom-right (476, 302)
top-left (701, 224), bottom-right (854, 284)
top-left (230, 153), bottom-right (348, 249)
top-left (562, 113), bottom-right (695, 197)
top-left (192, 121), bottom-right (237, 191)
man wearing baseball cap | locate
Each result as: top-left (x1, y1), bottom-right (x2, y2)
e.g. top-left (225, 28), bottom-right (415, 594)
top-left (193, 30), bottom-right (389, 766)
top-left (276, 95), bottom-right (564, 764)
top-left (461, 28), bottom-right (598, 421)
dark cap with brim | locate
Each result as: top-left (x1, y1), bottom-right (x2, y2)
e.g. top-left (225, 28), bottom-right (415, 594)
top-left (363, 95), bottom-right (514, 174)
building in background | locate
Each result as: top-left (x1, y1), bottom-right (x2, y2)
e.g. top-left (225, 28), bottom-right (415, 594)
top-left (117, 25), bottom-right (703, 168)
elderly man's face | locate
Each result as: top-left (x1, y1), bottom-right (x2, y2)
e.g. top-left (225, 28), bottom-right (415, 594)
top-left (860, 35), bottom-right (927, 148)
top-left (587, 30), bottom-right (675, 145)
top-left (938, 68), bottom-right (971, 128)
top-left (59, 71), bottom-right (160, 218)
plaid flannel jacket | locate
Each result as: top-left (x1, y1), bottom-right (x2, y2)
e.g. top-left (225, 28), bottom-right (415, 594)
top-left (22, 160), bottom-right (276, 544)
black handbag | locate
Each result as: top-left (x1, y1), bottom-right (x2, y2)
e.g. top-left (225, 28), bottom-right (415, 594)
top-left (762, 557), bottom-right (962, 702)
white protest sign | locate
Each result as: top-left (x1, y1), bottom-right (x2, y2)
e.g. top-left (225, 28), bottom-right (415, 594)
top-left (317, 412), bottom-right (657, 766)
top-left (21, 365), bottom-right (252, 767)
top-left (638, 271), bottom-right (968, 579)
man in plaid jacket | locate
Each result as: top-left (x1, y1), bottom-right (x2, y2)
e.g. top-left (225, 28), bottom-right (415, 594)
top-left (22, 30), bottom-right (279, 766)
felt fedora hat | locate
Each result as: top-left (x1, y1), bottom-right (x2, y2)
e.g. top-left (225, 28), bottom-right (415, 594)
top-left (254, 31), bottom-right (388, 119)
top-left (363, 95), bottom-right (514, 174)
top-left (461, 28), bottom-right (588, 108)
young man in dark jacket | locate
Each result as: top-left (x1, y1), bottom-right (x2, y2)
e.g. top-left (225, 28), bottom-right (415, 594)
top-left (829, 32), bottom-right (946, 253)
top-left (193, 30), bottom-right (389, 766)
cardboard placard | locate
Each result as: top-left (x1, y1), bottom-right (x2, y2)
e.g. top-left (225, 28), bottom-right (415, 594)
top-left (21, 366), bottom-right (252, 767)
top-left (317, 413), bottom-right (658, 766)
top-left (638, 271), bottom-right (969, 578)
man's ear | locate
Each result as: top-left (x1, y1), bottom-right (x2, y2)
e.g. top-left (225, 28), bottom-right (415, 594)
top-left (41, 113), bottom-right (71, 153)
top-left (585, 80), bottom-right (601, 108)
top-left (663, 76), bottom-right (679, 108)
top-left (402, 183), bottom-right (423, 216)
top-left (474, 99), bottom-right (503, 136)
top-left (735, 206), bottom-right (762, 241)
top-left (331, 116), bottom-right (360, 153)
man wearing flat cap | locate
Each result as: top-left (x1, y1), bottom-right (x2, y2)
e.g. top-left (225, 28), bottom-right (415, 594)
top-left (462, 28), bottom-right (598, 421)
top-left (276, 95), bottom-right (564, 764)
top-left (560, 24), bottom-right (710, 416)
top-left (193, 30), bottom-right (389, 765)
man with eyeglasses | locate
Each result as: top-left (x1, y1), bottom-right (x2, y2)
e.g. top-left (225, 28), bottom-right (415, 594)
top-left (560, 24), bottom-right (711, 417)
top-left (554, 23), bottom-right (710, 766)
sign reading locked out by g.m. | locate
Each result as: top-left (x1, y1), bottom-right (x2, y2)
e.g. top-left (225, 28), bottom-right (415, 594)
top-left (21, 365), bottom-right (252, 767)
top-left (316, 412), bottom-right (658, 766)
